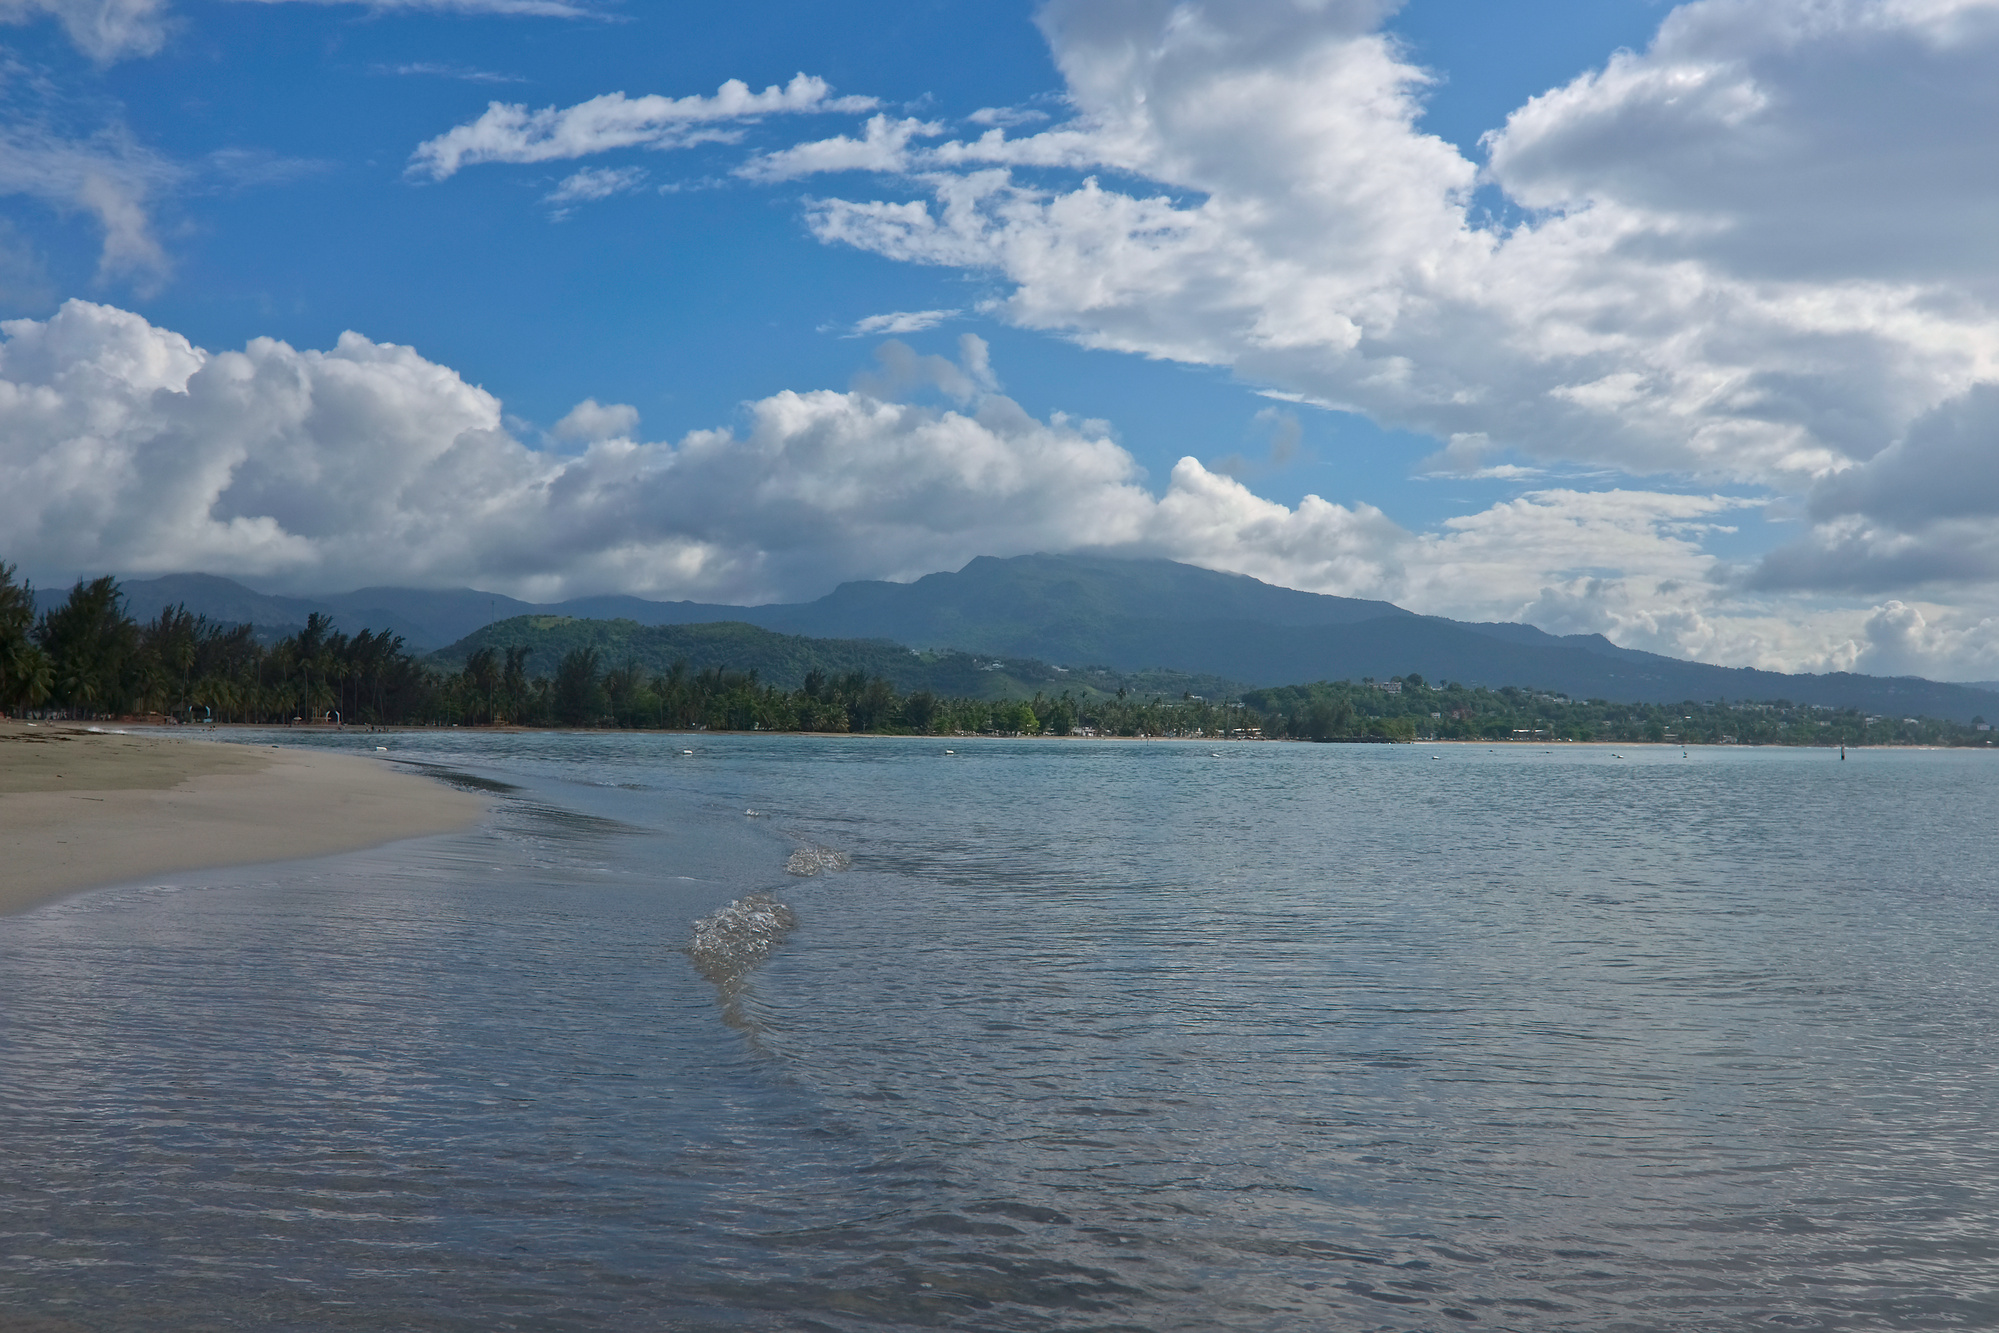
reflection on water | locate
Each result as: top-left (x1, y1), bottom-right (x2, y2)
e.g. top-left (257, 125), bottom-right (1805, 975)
top-left (2, 732), bottom-right (1998, 1331)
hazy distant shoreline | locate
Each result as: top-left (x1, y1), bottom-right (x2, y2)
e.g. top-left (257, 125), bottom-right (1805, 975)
top-left (196, 722), bottom-right (1988, 750)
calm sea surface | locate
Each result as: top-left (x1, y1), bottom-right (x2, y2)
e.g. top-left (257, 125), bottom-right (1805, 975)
top-left (3, 733), bottom-right (1997, 1331)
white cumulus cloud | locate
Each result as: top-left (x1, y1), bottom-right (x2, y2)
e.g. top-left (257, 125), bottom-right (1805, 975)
top-left (788, 0), bottom-right (1999, 592)
top-left (10, 299), bottom-right (1993, 677)
top-left (552, 397), bottom-right (638, 442)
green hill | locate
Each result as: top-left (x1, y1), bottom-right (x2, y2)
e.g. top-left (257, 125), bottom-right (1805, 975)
top-left (116, 556), bottom-right (1999, 721)
top-left (427, 616), bottom-right (1246, 703)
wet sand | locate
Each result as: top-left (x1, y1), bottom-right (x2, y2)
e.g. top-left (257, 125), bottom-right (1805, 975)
top-left (0, 724), bottom-right (484, 916)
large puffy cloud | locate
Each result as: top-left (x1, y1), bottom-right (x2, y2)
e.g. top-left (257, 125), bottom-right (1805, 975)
top-left (1489, 0), bottom-right (1999, 290)
top-left (793, 0), bottom-right (1999, 493)
top-left (760, 0), bottom-right (1999, 671)
top-left (1751, 382), bottom-right (1999, 592)
top-left (14, 298), bottom-right (1984, 675)
top-left (11, 297), bottom-right (1999, 678)
top-left (397, 0), bottom-right (1999, 661)
top-left (0, 301), bottom-right (1156, 601)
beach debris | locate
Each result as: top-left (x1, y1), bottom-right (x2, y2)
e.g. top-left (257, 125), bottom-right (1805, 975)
top-left (687, 892), bottom-right (796, 989)
top-left (785, 846), bottom-right (851, 877)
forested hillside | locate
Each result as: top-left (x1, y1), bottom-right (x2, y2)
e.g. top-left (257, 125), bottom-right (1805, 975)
top-left (5, 563), bottom-right (1992, 746)
top-left (428, 615), bottom-right (1245, 702)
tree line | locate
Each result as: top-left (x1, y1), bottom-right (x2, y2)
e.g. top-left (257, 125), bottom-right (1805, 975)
top-left (4, 566), bottom-right (1990, 744)
top-left (1242, 676), bottom-right (1997, 747)
top-left (1, 567), bottom-right (435, 724)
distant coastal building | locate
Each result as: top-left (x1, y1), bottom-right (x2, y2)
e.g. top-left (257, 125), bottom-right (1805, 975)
top-left (1375, 681), bottom-right (1402, 694)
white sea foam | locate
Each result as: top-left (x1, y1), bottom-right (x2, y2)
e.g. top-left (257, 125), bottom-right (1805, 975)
top-left (784, 846), bottom-right (851, 877)
top-left (687, 893), bottom-right (797, 988)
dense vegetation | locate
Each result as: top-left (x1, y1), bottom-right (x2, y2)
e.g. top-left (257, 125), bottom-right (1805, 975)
top-left (3, 566), bottom-right (1992, 745)
top-left (431, 614), bottom-right (1245, 703)
top-left (1242, 675), bottom-right (1998, 748)
top-left (0, 566), bottom-right (435, 724)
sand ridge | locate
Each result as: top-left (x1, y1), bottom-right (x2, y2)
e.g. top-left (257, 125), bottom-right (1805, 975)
top-left (0, 724), bottom-right (486, 916)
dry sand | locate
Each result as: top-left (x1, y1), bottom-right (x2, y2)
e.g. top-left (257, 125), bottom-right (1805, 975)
top-left (0, 723), bottom-right (485, 916)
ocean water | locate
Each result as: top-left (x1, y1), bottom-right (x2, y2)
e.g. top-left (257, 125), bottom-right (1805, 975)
top-left (2, 733), bottom-right (1997, 1332)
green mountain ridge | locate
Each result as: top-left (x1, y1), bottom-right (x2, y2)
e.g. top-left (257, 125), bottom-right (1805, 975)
top-left (427, 616), bottom-right (1249, 703)
top-left (93, 554), bottom-right (1999, 722)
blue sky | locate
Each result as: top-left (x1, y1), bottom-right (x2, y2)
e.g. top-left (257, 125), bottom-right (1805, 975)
top-left (3, 0), bottom-right (1998, 680)
top-left (30, 0), bottom-right (1656, 518)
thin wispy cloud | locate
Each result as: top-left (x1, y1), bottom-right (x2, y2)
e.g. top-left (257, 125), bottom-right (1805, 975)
top-left (0, 112), bottom-right (178, 288)
top-left (845, 309), bottom-right (959, 337)
top-left (201, 146), bottom-right (332, 190)
top-left (966, 105), bottom-right (1047, 129)
top-left (242, 0), bottom-right (594, 18)
top-left (375, 61), bottom-right (526, 85)
top-left (0, 0), bottom-right (592, 64)
top-left (0, 0), bottom-right (169, 62)
top-left (737, 114), bottom-right (939, 182)
top-left (408, 74), bottom-right (877, 180)
top-left (543, 164), bottom-right (645, 216)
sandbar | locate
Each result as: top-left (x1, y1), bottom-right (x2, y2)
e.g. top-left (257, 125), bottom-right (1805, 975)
top-left (0, 724), bottom-right (485, 917)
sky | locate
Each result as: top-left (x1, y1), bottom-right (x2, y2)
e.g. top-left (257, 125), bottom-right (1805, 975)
top-left (2, 0), bottom-right (1998, 681)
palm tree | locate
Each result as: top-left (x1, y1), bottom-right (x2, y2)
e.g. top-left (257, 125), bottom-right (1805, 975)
top-left (0, 563), bottom-right (51, 714)
top-left (36, 577), bottom-right (138, 718)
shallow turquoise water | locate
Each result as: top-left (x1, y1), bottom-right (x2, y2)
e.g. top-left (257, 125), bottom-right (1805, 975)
top-left (3, 734), bottom-right (1996, 1330)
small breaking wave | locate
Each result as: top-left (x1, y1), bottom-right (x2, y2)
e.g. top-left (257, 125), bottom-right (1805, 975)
top-left (785, 846), bottom-right (852, 877)
top-left (688, 893), bottom-right (797, 990)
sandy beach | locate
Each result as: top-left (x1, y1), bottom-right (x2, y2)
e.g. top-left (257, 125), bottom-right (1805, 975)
top-left (0, 724), bottom-right (485, 916)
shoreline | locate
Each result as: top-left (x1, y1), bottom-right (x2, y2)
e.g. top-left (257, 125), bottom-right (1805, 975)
top-left (164, 721), bottom-right (1988, 749)
top-left (0, 724), bottom-right (486, 918)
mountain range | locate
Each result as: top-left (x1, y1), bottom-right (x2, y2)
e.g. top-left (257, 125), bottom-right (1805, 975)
top-left (426, 617), bottom-right (1244, 703)
top-left (60, 555), bottom-right (1999, 722)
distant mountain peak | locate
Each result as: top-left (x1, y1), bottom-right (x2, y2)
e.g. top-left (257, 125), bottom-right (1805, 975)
top-left (75, 555), bottom-right (1999, 720)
